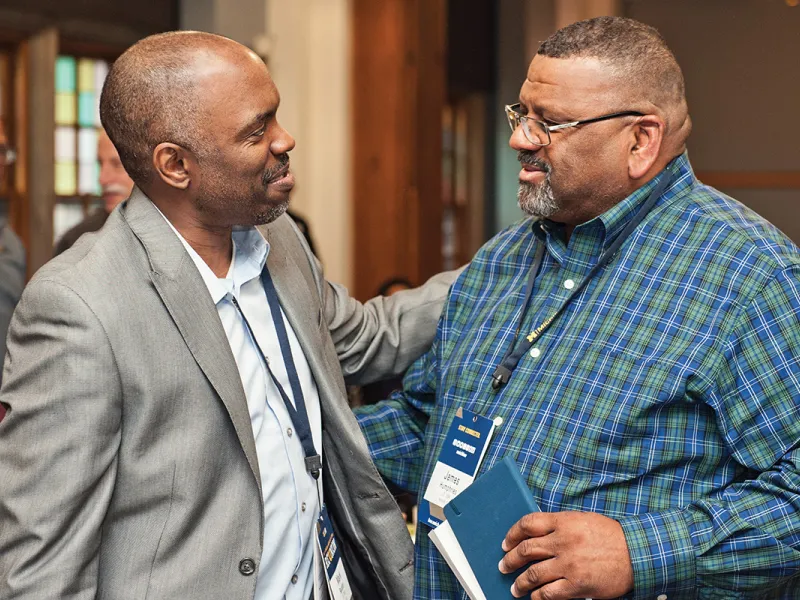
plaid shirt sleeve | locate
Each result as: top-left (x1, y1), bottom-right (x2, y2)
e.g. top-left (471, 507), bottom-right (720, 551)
top-left (353, 322), bottom-right (442, 495)
top-left (619, 264), bottom-right (800, 598)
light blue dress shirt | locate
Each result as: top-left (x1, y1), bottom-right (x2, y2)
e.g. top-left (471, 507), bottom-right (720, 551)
top-left (160, 215), bottom-right (322, 600)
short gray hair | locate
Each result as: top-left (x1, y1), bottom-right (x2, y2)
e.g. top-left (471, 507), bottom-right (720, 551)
top-left (538, 16), bottom-right (685, 107)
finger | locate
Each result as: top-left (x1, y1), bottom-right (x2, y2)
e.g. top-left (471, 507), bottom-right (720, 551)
top-left (510, 558), bottom-right (561, 598)
top-left (499, 535), bottom-right (555, 573)
top-left (504, 512), bottom-right (555, 551)
top-left (530, 578), bottom-right (581, 600)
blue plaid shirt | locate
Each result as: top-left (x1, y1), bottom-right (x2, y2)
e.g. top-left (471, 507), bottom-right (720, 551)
top-left (355, 154), bottom-right (800, 599)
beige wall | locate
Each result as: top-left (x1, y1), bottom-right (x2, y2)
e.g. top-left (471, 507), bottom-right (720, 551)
top-left (266, 0), bottom-right (353, 289)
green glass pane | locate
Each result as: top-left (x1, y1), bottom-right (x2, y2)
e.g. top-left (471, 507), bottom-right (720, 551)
top-left (55, 93), bottom-right (76, 125)
top-left (78, 92), bottom-right (95, 127)
top-left (77, 58), bottom-right (94, 92)
top-left (55, 161), bottom-right (77, 196)
top-left (55, 56), bottom-right (76, 93)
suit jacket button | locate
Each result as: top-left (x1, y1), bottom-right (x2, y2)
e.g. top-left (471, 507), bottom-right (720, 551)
top-left (239, 558), bottom-right (256, 576)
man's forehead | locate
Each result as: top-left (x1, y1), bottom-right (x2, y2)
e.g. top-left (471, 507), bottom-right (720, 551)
top-left (522, 55), bottom-right (618, 107)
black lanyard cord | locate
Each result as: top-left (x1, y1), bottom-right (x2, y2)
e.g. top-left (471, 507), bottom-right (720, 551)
top-left (230, 268), bottom-right (322, 479)
top-left (490, 170), bottom-right (674, 391)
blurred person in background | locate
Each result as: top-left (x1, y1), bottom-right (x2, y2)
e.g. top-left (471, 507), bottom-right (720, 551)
top-left (0, 119), bottom-right (25, 399)
top-left (53, 128), bottom-right (134, 255)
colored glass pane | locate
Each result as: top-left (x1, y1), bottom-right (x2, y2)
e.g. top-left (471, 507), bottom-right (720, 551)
top-left (78, 161), bottom-right (99, 195)
top-left (78, 92), bottom-right (96, 127)
top-left (94, 61), bottom-right (109, 127)
top-left (77, 58), bottom-right (94, 92)
top-left (55, 56), bottom-right (76, 93)
top-left (55, 161), bottom-right (77, 196)
top-left (55, 126), bottom-right (76, 161)
top-left (78, 128), bottom-right (97, 163)
top-left (53, 203), bottom-right (85, 244)
top-left (55, 93), bottom-right (76, 126)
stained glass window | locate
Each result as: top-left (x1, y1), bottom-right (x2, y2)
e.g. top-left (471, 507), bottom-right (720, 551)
top-left (53, 55), bottom-right (108, 243)
top-left (54, 55), bottom-right (108, 198)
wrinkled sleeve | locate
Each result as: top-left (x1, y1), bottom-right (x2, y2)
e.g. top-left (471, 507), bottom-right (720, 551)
top-left (0, 280), bottom-right (122, 599)
top-left (619, 265), bottom-right (800, 599)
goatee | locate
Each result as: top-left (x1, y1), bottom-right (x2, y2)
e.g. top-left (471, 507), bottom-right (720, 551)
top-left (517, 151), bottom-right (559, 219)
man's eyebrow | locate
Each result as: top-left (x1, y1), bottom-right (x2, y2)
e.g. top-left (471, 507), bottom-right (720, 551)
top-left (237, 110), bottom-right (272, 137)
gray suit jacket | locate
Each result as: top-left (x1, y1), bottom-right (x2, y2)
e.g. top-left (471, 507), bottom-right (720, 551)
top-left (0, 221), bottom-right (25, 386)
top-left (0, 190), bottom-right (456, 599)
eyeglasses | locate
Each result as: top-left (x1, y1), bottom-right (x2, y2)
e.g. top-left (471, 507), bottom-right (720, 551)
top-left (504, 103), bottom-right (644, 147)
top-left (0, 146), bottom-right (16, 167)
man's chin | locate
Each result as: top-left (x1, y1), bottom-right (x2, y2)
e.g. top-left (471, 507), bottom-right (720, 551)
top-left (253, 198), bottom-right (289, 225)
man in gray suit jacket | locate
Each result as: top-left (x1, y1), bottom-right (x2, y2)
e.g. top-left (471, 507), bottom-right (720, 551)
top-left (0, 32), bottom-right (455, 599)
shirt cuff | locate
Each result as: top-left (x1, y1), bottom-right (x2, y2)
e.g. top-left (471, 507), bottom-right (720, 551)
top-left (617, 508), bottom-right (697, 599)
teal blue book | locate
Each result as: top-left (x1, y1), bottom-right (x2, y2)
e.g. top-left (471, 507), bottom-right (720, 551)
top-left (443, 456), bottom-right (540, 599)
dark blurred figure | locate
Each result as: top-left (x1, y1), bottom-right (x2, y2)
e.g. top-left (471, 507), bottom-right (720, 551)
top-left (0, 120), bottom-right (25, 406)
top-left (286, 210), bottom-right (317, 257)
top-left (54, 129), bottom-right (135, 255)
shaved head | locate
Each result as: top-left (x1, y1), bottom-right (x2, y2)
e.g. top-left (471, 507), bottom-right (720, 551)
top-left (100, 31), bottom-right (248, 187)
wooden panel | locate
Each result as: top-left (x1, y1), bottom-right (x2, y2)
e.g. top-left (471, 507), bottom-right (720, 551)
top-left (19, 28), bottom-right (57, 279)
top-left (351, 0), bottom-right (445, 300)
top-left (696, 171), bottom-right (800, 190)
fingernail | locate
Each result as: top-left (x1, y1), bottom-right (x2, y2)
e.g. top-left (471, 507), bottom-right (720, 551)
top-left (497, 559), bottom-right (505, 573)
top-left (502, 540), bottom-right (509, 551)
top-left (510, 584), bottom-right (519, 598)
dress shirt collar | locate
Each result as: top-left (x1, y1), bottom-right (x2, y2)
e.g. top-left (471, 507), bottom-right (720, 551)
top-left (151, 204), bottom-right (269, 304)
top-left (534, 152), bottom-right (695, 262)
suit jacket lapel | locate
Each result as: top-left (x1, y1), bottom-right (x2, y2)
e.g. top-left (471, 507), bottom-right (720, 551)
top-left (122, 190), bottom-right (261, 490)
top-left (260, 221), bottom-right (341, 401)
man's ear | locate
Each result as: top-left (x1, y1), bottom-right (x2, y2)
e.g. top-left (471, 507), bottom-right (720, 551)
top-left (152, 143), bottom-right (195, 190)
top-left (627, 115), bottom-right (665, 180)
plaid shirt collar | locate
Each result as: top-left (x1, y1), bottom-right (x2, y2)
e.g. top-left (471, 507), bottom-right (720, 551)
top-left (535, 152), bottom-right (695, 265)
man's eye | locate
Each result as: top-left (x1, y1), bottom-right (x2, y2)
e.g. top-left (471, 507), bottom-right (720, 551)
top-left (251, 127), bottom-right (266, 138)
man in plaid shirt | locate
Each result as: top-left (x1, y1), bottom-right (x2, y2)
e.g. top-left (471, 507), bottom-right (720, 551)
top-left (355, 17), bottom-right (800, 600)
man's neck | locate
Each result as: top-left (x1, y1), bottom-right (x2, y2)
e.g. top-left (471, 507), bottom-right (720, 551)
top-left (154, 199), bottom-right (233, 277)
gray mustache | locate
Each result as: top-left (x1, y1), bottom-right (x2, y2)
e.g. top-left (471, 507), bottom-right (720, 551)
top-left (517, 151), bottom-right (550, 173)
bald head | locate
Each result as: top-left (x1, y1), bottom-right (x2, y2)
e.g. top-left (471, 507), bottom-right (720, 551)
top-left (100, 31), bottom-right (262, 188)
top-left (538, 17), bottom-right (691, 149)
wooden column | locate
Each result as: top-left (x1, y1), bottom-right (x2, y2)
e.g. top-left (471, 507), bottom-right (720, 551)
top-left (15, 28), bottom-right (56, 278)
top-left (351, 0), bottom-right (445, 300)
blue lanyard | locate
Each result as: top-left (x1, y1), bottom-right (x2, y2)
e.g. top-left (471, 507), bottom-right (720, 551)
top-left (229, 268), bottom-right (322, 479)
top-left (490, 170), bottom-right (674, 391)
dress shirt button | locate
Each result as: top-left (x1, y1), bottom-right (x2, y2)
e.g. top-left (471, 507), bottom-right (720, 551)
top-left (291, 574), bottom-right (299, 584)
top-left (287, 427), bottom-right (293, 437)
top-left (529, 347), bottom-right (541, 358)
top-left (301, 502), bottom-right (307, 512)
top-left (657, 595), bottom-right (668, 600)
top-left (239, 558), bottom-right (256, 576)
top-left (563, 279), bottom-right (575, 290)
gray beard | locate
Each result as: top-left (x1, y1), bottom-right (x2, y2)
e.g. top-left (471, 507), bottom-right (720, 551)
top-left (517, 172), bottom-right (559, 219)
top-left (255, 198), bottom-right (290, 225)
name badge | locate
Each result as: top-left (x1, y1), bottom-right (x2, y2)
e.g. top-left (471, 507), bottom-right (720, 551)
top-left (316, 504), bottom-right (353, 600)
top-left (419, 408), bottom-right (499, 528)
